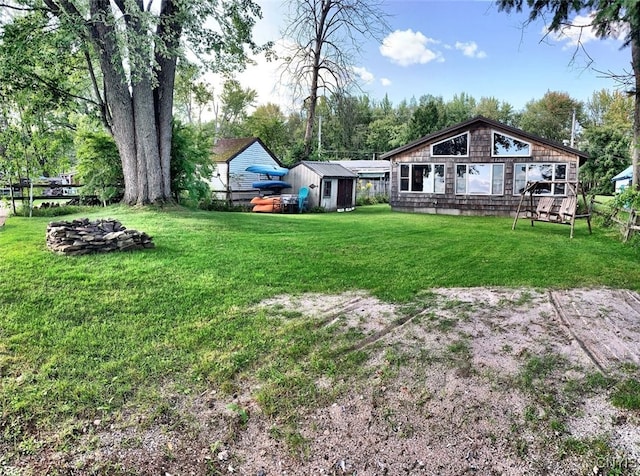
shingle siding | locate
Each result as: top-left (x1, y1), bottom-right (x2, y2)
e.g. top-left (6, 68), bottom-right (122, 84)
top-left (384, 119), bottom-right (586, 217)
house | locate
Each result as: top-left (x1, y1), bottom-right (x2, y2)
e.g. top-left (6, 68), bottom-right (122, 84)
top-left (328, 160), bottom-right (390, 199)
top-left (286, 161), bottom-right (357, 211)
top-left (210, 137), bottom-right (286, 203)
top-left (612, 165), bottom-right (633, 193)
top-left (380, 116), bottom-right (589, 216)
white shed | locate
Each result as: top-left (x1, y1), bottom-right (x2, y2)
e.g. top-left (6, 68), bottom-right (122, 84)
top-left (287, 161), bottom-right (357, 212)
top-left (210, 137), bottom-right (286, 203)
top-left (612, 165), bottom-right (633, 193)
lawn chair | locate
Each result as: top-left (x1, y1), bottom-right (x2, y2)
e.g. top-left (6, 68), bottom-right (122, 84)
top-left (298, 187), bottom-right (309, 213)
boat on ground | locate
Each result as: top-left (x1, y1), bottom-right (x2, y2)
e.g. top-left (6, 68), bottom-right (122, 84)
top-left (250, 195), bottom-right (281, 213)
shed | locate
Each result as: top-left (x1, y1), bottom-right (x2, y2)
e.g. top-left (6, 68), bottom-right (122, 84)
top-left (210, 137), bottom-right (286, 203)
top-left (380, 116), bottom-right (589, 216)
top-left (329, 160), bottom-right (390, 198)
top-left (612, 165), bottom-right (633, 193)
top-left (287, 161), bottom-right (357, 211)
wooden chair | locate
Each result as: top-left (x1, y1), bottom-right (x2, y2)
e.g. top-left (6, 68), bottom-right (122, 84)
top-left (556, 196), bottom-right (577, 222)
top-left (533, 196), bottom-right (555, 222)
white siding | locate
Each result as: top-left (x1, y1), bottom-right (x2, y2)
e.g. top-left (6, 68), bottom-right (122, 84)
top-left (287, 165), bottom-right (321, 208)
top-left (229, 142), bottom-right (282, 191)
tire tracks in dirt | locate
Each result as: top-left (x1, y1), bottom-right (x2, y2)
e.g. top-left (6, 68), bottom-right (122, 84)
top-left (549, 289), bottom-right (640, 373)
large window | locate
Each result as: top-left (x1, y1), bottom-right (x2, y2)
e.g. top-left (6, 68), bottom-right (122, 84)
top-left (492, 132), bottom-right (531, 156)
top-left (513, 163), bottom-right (567, 195)
top-left (455, 163), bottom-right (504, 195)
top-left (432, 133), bottom-right (468, 156)
top-left (400, 164), bottom-right (445, 193)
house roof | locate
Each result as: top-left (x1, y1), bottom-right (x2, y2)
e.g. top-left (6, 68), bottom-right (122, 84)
top-left (379, 116), bottom-right (589, 164)
top-left (293, 161), bottom-right (358, 178)
top-left (612, 165), bottom-right (633, 182)
top-left (212, 137), bottom-right (283, 166)
top-left (329, 160), bottom-right (390, 174)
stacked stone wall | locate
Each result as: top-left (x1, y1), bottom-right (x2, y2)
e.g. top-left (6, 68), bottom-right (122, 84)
top-left (46, 218), bottom-right (154, 255)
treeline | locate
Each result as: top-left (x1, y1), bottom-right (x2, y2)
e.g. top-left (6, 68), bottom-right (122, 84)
top-left (183, 81), bottom-right (632, 195)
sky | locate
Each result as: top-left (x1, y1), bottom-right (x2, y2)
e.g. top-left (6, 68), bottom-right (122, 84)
top-left (227, 0), bottom-right (632, 113)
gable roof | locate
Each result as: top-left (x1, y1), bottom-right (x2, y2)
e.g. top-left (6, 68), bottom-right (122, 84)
top-left (329, 160), bottom-right (390, 173)
top-left (212, 137), bottom-right (283, 166)
top-left (293, 161), bottom-right (358, 178)
top-left (612, 165), bottom-right (633, 182)
top-left (379, 116), bottom-right (589, 164)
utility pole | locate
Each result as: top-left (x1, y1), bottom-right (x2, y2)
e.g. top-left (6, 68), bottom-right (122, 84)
top-left (318, 114), bottom-right (322, 155)
top-left (570, 109), bottom-right (576, 148)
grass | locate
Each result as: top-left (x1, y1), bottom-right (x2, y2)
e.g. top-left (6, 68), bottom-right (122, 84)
top-left (1, 204), bottom-right (640, 465)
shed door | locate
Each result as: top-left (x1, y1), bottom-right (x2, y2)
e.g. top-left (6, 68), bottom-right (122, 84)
top-left (337, 179), bottom-right (354, 209)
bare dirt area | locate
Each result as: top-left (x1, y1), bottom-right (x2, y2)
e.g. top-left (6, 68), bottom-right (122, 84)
top-left (8, 288), bottom-right (640, 475)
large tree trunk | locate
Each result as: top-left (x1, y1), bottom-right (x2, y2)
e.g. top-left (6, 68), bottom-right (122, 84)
top-left (89, 0), bottom-right (139, 204)
top-left (633, 38), bottom-right (640, 190)
top-left (302, 0), bottom-right (331, 158)
top-left (155, 0), bottom-right (181, 197)
top-left (83, 0), bottom-right (175, 205)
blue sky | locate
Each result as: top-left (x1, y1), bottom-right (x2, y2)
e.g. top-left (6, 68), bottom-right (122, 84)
top-left (232, 0), bottom-right (631, 112)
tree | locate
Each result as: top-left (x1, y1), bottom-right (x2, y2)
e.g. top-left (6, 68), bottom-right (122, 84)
top-left (405, 96), bottom-right (446, 142)
top-left (0, 12), bottom-right (79, 187)
top-left (581, 89), bottom-right (633, 193)
top-left (174, 62), bottom-right (215, 126)
top-left (75, 128), bottom-right (124, 206)
top-left (497, 0), bottom-right (640, 188)
top-left (217, 79), bottom-right (257, 138)
top-left (474, 96), bottom-right (516, 125)
top-left (518, 91), bottom-right (583, 143)
top-left (170, 121), bottom-right (213, 205)
top-left (281, 0), bottom-right (390, 157)
top-left (2, 0), bottom-right (268, 205)
top-left (444, 92), bottom-right (477, 125)
top-left (244, 104), bottom-right (290, 158)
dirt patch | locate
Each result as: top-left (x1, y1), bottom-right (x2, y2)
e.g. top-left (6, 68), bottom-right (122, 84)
top-left (8, 288), bottom-right (640, 475)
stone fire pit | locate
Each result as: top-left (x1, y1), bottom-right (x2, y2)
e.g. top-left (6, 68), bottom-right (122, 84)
top-left (46, 218), bottom-right (154, 255)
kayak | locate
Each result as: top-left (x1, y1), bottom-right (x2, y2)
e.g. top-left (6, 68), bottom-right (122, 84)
top-left (252, 180), bottom-right (291, 190)
top-left (246, 165), bottom-right (289, 177)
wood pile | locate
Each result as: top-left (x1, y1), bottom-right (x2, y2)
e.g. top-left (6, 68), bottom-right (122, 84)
top-left (46, 218), bottom-right (154, 255)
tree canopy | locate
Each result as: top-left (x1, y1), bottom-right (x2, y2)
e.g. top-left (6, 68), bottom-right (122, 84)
top-left (1, 0), bottom-right (269, 205)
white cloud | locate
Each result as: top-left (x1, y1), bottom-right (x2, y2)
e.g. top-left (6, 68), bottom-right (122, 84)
top-left (455, 41), bottom-right (487, 59)
top-left (380, 29), bottom-right (444, 66)
top-left (353, 66), bottom-right (375, 84)
top-left (545, 12), bottom-right (627, 49)
top-left (380, 77), bottom-right (392, 87)
top-left (545, 14), bottom-right (599, 48)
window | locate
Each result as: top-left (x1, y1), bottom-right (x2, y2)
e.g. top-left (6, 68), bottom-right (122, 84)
top-left (513, 163), bottom-right (567, 195)
top-left (432, 133), bottom-right (468, 156)
top-left (492, 132), bottom-right (531, 156)
top-left (399, 164), bottom-right (445, 193)
top-left (455, 164), bottom-right (504, 195)
top-left (323, 180), bottom-right (332, 197)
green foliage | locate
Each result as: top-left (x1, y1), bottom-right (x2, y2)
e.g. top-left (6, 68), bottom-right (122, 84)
top-left (611, 187), bottom-right (640, 211)
top-left (244, 104), bottom-right (290, 158)
top-left (518, 91), bottom-right (584, 143)
top-left (581, 126), bottom-right (630, 195)
top-left (170, 121), bottom-right (213, 207)
top-left (75, 128), bottom-right (123, 205)
top-left (356, 194), bottom-right (389, 206)
top-left (611, 379), bottom-right (640, 410)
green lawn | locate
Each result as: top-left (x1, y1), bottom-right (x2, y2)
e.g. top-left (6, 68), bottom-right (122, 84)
top-left (1, 204), bottom-right (638, 465)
